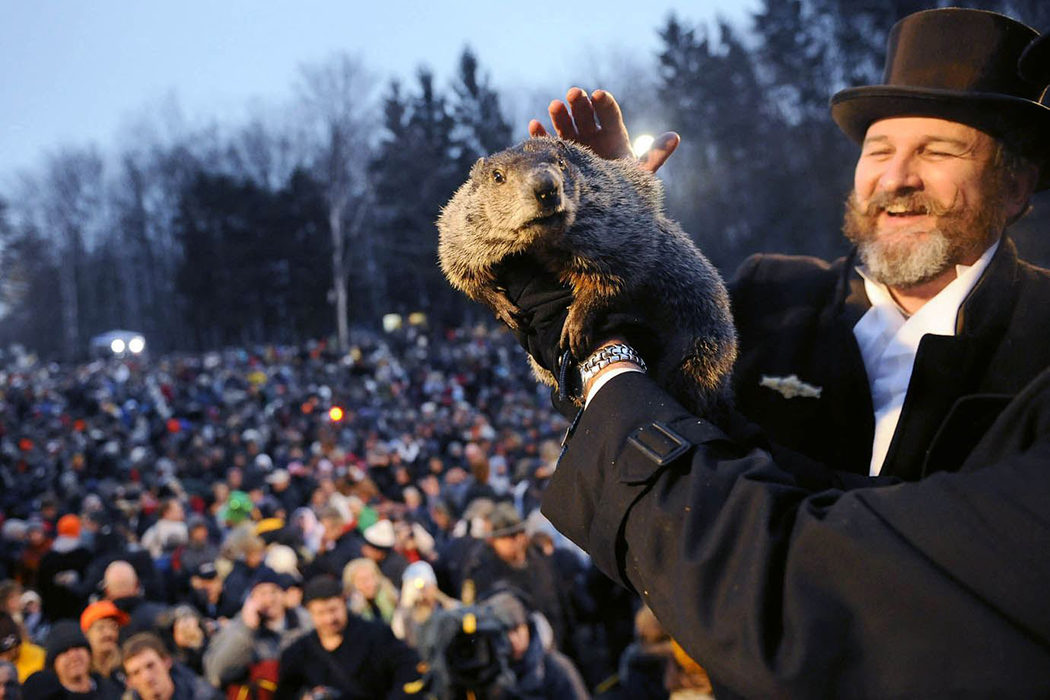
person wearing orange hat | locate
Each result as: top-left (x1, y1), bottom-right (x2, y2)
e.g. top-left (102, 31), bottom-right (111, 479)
top-left (80, 601), bottom-right (129, 682)
top-left (37, 515), bottom-right (92, 623)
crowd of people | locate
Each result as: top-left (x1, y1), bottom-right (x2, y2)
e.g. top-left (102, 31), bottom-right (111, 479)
top-left (0, 325), bottom-right (706, 699)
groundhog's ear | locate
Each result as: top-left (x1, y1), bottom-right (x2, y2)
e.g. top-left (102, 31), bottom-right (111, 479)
top-left (469, 157), bottom-right (487, 179)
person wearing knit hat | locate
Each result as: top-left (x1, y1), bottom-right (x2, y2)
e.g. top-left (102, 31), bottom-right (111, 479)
top-left (391, 561), bottom-right (459, 648)
top-left (37, 513), bottom-right (92, 623)
top-left (202, 565), bottom-right (310, 690)
top-left (80, 601), bottom-right (128, 681)
top-left (22, 620), bottom-right (122, 699)
top-left (477, 591), bottom-right (589, 700)
top-left (55, 515), bottom-right (80, 542)
top-left (219, 490), bottom-right (254, 526)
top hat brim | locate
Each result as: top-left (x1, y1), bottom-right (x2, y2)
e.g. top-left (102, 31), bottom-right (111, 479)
top-left (831, 86), bottom-right (1050, 190)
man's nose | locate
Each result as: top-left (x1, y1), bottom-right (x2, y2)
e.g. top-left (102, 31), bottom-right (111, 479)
top-left (878, 153), bottom-right (922, 193)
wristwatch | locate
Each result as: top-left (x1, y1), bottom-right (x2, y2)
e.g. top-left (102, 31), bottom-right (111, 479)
top-left (578, 343), bottom-right (647, 387)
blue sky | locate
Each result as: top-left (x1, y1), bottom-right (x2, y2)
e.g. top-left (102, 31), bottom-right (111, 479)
top-left (0, 1), bottom-right (757, 179)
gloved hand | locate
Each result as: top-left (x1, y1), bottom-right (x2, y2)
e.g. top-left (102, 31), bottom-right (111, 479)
top-left (495, 254), bottom-right (573, 377)
top-left (495, 255), bottom-right (664, 415)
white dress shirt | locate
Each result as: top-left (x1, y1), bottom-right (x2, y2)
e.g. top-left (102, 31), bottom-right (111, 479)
top-left (853, 241), bottom-right (999, 476)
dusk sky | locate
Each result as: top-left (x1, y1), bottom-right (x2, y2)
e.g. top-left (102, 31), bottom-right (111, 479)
top-left (0, 1), bottom-right (757, 181)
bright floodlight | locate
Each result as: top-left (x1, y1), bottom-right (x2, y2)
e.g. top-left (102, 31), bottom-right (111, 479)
top-left (110, 338), bottom-right (126, 354)
top-left (632, 134), bottom-right (655, 158)
top-left (128, 336), bottom-right (146, 354)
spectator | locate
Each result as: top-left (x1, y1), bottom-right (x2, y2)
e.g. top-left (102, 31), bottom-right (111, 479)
top-left (36, 514), bottom-right (91, 622)
top-left (101, 561), bottom-right (168, 642)
top-left (176, 516), bottom-right (217, 581)
top-left (305, 506), bottom-right (363, 581)
top-left (141, 499), bottom-right (189, 560)
top-left (18, 591), bottom-right (48, 646)
top-left (185, 564), bottom-right (221, 623)
top-left (265, 470), bottom-right (300, 516)
top-left (0, 612), bottom-right (43, 683)
top-left (203, 567), bottom-right (310, 691)
top-left (22, 621), bottom-right (122, 699)
top-left (216, 526), bottom-right (265, 619)
top-left (463, 503), bottom-right (569, 649)
top-left (360, 520), bottom-right (409, 588)
top-left (342, 558), bottom-right (398, 626)
top-left (121, 632), bottom-right (221, 700)
top-left (482, 592), bottom-right (589, 700)
top-left (159, 605), bottom-right (209, 676)
top-left (0, 659), bottom-right (19, 700)
top-left (14, 521), bottom-right (49, 591)
top-left (390, 561), bottom-right (458, 648)
top-left (275, 575), bottom-right (421, 700)
top-left (80, 600), bottom-right (129, 682)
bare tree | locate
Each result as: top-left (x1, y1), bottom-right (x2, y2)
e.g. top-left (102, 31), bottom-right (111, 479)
top-left (40, 148), bottom-right (106, 361)
top-left (295, 53), bottom-right (378, 353)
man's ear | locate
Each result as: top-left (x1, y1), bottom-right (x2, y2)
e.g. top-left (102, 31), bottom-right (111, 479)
top-left (1004, 163), bottom-right (1040, 225)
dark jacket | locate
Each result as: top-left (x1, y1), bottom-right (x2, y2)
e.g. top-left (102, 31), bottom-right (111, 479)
top-left (217, 560), bottom-right (260, 619)
top-left (505, 620), bottom-right (589, 700)
top-left (464, 545), bottom-right (570, 650)
top-left (542, 242), bottom-right (1050, 696)
top-left (21, 669), bottom-right (123, 699)
top-left (729, 238), bottom-right (1050, 482)
top-left (274, 614), bottom-right (421, 700)
top-left (126, 662), bottom-right (222, 700)
top-left (113, 595), bottom-right (169, 642)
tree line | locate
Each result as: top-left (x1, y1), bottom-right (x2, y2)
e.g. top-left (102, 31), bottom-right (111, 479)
top-left (2, 0), bottom-right (1047, 360)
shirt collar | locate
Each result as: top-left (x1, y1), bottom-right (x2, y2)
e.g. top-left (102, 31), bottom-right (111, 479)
top-left (856, 239), bottom-right (1000, 331)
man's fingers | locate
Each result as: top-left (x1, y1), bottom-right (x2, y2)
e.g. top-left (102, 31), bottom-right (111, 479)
top-left (547, 100), bottom-right (578, 140)
top-left (565, 88), bottom-right (599, 139)
top-left (590, 90), bottom-right (626, 134)
top-left (639, 132), bottom-right (681, 173)
top-left (528, 120), bottom-right (549, 138)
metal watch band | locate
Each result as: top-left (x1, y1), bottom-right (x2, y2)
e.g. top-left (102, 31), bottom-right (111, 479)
top-left (579, 343), bottom-right (647, 386)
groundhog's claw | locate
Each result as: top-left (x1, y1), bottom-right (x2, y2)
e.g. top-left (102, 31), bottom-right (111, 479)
top-left (561, 307), bottom-right (594, 360)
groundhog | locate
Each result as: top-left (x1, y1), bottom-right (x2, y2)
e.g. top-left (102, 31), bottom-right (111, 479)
top-left (437, 136), bottom-right (737, 414)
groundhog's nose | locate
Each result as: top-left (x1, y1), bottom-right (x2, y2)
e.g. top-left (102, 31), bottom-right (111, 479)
top-left (532, 173), bottom-right (562, 209)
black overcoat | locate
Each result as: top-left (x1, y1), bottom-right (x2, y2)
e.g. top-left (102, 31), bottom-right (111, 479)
top-left (542, 239), bottom-right (1050, 697)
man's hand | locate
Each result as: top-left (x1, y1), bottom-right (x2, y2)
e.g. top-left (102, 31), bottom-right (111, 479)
top-left (241, 595), bottom-right (261, 630)
top-left (528, 87), bottom-right (680, 173)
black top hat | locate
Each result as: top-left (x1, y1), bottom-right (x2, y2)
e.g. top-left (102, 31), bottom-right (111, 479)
top-left (831, 9), bottom-right (1050, 190)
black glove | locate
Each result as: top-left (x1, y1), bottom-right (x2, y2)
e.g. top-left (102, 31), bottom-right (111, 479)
top-left (496, 255), bottom-right (573, 375)
top-left (494, 255), bottom-right (580, 415)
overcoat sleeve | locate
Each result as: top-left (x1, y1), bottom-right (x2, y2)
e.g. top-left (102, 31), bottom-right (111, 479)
top-left (541, 371), bottom-right (1050, 697)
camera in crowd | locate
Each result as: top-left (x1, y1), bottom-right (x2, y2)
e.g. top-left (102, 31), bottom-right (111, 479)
top-left (417, 604), bottom-right (514, 700)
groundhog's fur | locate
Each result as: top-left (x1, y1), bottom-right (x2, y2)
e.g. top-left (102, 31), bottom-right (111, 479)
top-left (437, 136), bottom-right (737, 414)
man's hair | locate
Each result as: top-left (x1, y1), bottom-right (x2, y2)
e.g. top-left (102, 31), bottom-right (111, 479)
top-left (991, 139), bottom-right (1039, 225)
top-left (122, 632), bottom-right (171, 664)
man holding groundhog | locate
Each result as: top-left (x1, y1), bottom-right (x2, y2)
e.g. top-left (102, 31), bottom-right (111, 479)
top-left (488, 7), bottom-right (1050, 696)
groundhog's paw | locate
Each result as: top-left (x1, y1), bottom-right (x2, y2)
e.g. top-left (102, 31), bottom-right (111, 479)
top-left (491, 298), bottom-right (524, 332)
top-left (561, 307), bottom-right (595, 360)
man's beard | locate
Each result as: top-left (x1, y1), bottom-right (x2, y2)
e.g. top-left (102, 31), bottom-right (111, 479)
top-left (842, 183), bottom-right (1008, 289)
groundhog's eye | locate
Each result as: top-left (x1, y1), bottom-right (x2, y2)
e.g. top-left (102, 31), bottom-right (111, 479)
top-left (556, 157), bottom-right (567, 170)
top-left (492, 169), bottom-right (505, 184)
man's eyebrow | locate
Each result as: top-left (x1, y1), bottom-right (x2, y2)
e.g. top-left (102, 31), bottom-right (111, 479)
top-left (922, 137), bottom-right (972, 149)
top-left (862, 134), bottom-right (973, 149)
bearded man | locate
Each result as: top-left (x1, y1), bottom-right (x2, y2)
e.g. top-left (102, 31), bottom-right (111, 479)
top-left (494, 7), bottom-right (1050, 696)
